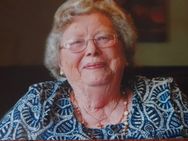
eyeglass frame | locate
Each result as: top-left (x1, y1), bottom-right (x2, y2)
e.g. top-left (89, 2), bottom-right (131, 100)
top-left (59, 33), bottom-right (118, 53)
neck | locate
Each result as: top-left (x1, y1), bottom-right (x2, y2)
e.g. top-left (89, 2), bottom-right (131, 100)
top-left (70, 86), bottom-right (131, 128)
top-left (72, 84), bottom-right (122, 110)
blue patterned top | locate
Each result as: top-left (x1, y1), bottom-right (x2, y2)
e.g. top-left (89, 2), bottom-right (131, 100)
top-left (0, 76), bottom-right (188, 140)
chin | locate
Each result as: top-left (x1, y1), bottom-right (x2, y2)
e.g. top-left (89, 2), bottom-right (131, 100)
top-left (83, 77), bottom-right (112, 86)
top-left (85, 81), bottom-right (109, 87)
top-left (81, 70), bottom-right (115, 86)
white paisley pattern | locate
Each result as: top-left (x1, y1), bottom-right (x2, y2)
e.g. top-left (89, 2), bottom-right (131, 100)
top-left (0, 76), bottom-right (188, 140)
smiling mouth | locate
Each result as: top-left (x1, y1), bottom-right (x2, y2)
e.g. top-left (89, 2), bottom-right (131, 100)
top-left (83, 62), bottom-right (106, 69)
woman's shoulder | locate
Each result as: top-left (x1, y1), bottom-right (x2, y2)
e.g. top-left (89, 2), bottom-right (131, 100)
top-left (132, 76), bottom-right (185, 101)
top-left (134, 75), bottom-right (174, 84)
top-left (27, 79), bottom-right (70, 93)
top-left (132, 75), bottom-right (188, 108)
top-left (129, 76), bottom-right (188, 138)
top-left (0, 80), bottom-right (72, 140)
top-left (16, 79), bottom-right (72, 110)
top-left (133, 75), bottom-right (178, 94)
top-left (12, 80), bottom-right (71, 106)
top-left (26, 79), bottom-right (71, 97)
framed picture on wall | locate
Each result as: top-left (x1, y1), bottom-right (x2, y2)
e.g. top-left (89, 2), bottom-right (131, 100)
top-left (117, 0), bottom-right (168, 42)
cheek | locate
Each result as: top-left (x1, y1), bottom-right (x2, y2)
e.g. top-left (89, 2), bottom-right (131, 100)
top-left (110, 57), bottom-right (125, 74)
top-left (107, 47), bottom-right (126, 73)
top-left (59, 51), bottom-right (82, 76)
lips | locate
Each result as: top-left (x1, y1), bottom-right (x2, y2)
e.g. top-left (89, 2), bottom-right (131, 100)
top-left (83, 62), bottom-right (106, 69)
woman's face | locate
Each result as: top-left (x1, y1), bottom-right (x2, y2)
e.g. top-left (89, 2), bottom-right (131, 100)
top-left (59, 12), bottom-right (127, 87)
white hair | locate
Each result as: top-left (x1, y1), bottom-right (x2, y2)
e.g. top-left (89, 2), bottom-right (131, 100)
top-left (44, 0), bottom-right (137, 80)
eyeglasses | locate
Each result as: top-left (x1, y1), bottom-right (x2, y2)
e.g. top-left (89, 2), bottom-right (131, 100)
top-left (60, 33), bottom-right (117, 53)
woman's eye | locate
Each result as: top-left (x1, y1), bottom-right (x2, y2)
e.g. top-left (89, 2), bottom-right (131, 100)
top-left (97, 36), bottom-right (109, 41)
top-left (69, 40), bottom-right (84, 46)
top-left (96, 34), bottom-right (113, 43)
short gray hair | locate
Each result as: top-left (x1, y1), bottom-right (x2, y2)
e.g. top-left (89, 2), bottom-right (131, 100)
top-left (44, 0), bottom-right (137, 80)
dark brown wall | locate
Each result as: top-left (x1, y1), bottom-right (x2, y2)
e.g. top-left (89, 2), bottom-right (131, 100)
top-left (0, 0), bottom-right (64, 66)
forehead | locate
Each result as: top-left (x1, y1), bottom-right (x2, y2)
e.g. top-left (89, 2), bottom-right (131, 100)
top-left (62, 12), bottom-right (115, 38)
top-left (73, 12), bottom-right (113, 26)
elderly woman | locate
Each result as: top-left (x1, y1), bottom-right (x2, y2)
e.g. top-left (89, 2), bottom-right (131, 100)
top-left (0, 0), bottom-right (188, 140)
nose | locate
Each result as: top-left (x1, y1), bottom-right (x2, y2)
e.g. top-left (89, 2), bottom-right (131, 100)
top-left (85, 39), bottom-right (101, 56)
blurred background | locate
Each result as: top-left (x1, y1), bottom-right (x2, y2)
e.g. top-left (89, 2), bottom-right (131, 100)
top-left (0, 0), bottom-right (188, 117)
top-left (0, 0), bottom-right (63, 66)
top-left (0, 0), bottom-right (187, 66)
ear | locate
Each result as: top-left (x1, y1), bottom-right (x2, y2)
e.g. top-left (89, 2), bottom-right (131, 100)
top-left (58, 55), bottom-right (64, 76)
